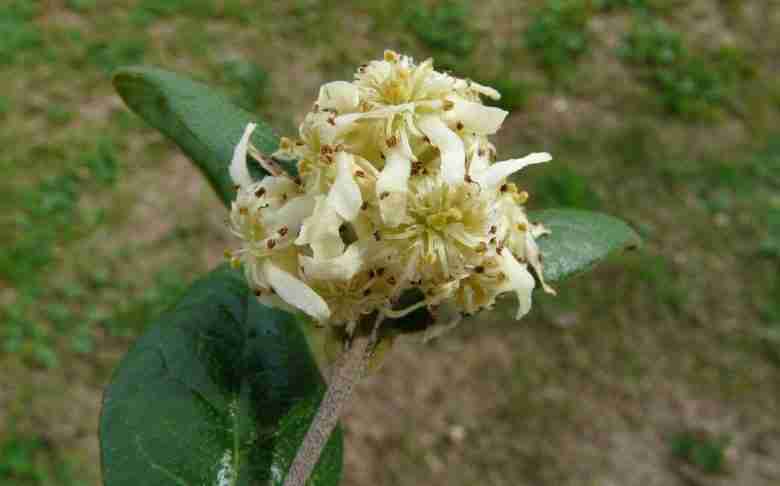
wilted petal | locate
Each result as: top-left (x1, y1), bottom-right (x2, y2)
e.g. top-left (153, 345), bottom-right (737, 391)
top-left (300, 243), bottom-right (364, 281)
top-left (417, 115), bottom-right (464, 185)
top-left (229, 123), bottom-right (256, 188)
top-left (327, 151), bottom-right (363, 221)
top-left (449, 97), bottom-right (508, 135)
top-left (474, 152), bottom-right (551, 188)
top-left (500, 250), bottom-right (536, 319)
top-left (262, 260), bottom-right (330, 321)
top-left (317, 81), bottom-right (359, 113)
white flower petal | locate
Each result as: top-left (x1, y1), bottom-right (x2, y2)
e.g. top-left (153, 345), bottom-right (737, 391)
top-left (410, 58), bottom-right (435, 95)
top-left (374, 132), bottom-right (415, 227)
top-left (449, 97), bottom-right (508, 135)
top-left (377, 150), bottom-right (411, 193)
top-left (256, 176), bottom-right (298, 198)
top-left (500, 251), bottom-right (536, 319)
top-left (531, 222), bottom-right (551, 238)
top-left (397, 129), bottom-right (416, 161)
top-left (474, 152), bottom-right (551, 188)
top-left (229, 123), bottom-right (256, 188)
top-left (326, 106), bottom-right (411, 142)
top-left (327, 151), bottom-right (363, 221)
top-left (417, 115), bottom-right (464, 185)
top-left (296, 196), bottom-right (344, 259)
top-left (376, 143), bottom-right (412, 227)
top-left (300, 243), bottom-right (364, 281)
top-left (317, 81), bottom-right (359, 113)
top-left (264, 195), bottom-right (315, 234)
top-left (334, 104), bottom-right (413, 126)
top-left (423, 72), bottom-right (457, 98)
top-left (470, 81), bottom-right (501, 100)
top-left (468, 146), bottom-right (491, 175)
top-left (262, 260), bottom-right (330, 321)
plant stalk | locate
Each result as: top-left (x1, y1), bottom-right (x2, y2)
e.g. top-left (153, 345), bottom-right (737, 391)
top-left (282, 333), bottom-right (371, 486)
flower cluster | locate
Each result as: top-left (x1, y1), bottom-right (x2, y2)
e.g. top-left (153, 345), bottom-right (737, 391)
top-left (227, 51), bottom-right (554, 333)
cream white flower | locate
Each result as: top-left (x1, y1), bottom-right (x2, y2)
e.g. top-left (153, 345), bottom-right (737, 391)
top-left (227, 50), bottom-right (554, 333)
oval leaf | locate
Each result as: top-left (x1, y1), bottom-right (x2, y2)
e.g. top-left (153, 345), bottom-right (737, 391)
top-left (100, 265), bottom-right (342, 486)
top-left (113, 67), bottom-right (293, 207)
top-left (529, 209), bottom-right (640, 282)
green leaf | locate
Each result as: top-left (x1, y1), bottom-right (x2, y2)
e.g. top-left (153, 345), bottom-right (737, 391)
top-left (100, 265), bottom-right (342, 486)
top-left (113, 67), bottom-right (292, 207)
top-left (530, 209), bottom-right (640, 282)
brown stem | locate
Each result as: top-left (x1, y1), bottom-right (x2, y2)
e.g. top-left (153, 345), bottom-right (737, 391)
top-left (282, 333), bottom-right (371, 486)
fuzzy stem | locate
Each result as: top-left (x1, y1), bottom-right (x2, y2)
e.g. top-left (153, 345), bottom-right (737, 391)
top-left (282, 333), bottom-right (371, 486)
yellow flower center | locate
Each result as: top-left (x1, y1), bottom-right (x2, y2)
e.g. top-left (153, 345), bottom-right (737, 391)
top-left (425, 207), bottom-right (463, 231)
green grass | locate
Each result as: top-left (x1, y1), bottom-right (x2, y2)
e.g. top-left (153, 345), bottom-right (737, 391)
top-left (594, 0), bottom-right (648, 10)
top-left (670, 430), bottom-right (730, 474)
top-left (0, 1), bottom-right (43, 66)
top-left (484, 77), bottom-right (535, 111)
top-left (404, 0), bottom-right (476, 69)
top-left (86, 38), bottom-right (148, 74)
top-left (619, 18), bottom-right (750, 118)
top-left (525, 0), bottom-right (590, 82)
top-left (130, 0), bottom-right (248, 25)
top-left (528, 166), bottom-right (602, 210)
top-left (220, 59), bottom-right (271, 110)
top-left (761, 208), bottom-right (780, 259)
top-left (0, 435), bottom-right (82, 486)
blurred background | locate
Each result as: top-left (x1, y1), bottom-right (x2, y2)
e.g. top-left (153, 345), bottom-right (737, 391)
top-left (1, 0), bottom-right (779, 484)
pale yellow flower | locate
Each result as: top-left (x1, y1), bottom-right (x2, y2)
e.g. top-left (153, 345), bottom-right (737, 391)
top-left (228, 51), bottom-right (554, 332)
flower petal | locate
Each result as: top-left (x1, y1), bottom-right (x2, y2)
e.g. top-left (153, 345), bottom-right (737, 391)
top-left (257, 175), bottom-right (299, 198)
top-left (397, 128), bottom-right (416, 161)
top-left (296, 196), bottom-right (344, 259)
top-left (500, 250), bottom-right (536, 319)
top-left (417, 115), bottom-right (465, 185)
top-left (262, 260), bottom-right (330, 321)
top-left (474, 152), bottom-right (551, 188)
top-left (229, 123), bottom-right (256, 188)
top-left (449, 97), bottom-right (508, 135)
top-left (327, 151), bottom-right (363, 221)
top-left (264, 195), bottom-right (316, 234)
top-left (376, 134), bottom-right (413, 227)
top-left (300, 243), bottom-right (364, 281)
top-left (326, 105), bottom-right (412, 142)
top-left (468, 145), bottom-right (491, 175)
top-left (317, 81), bottom-right (359, 113)
top-left (470, 81), bottom-right (501, 100)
